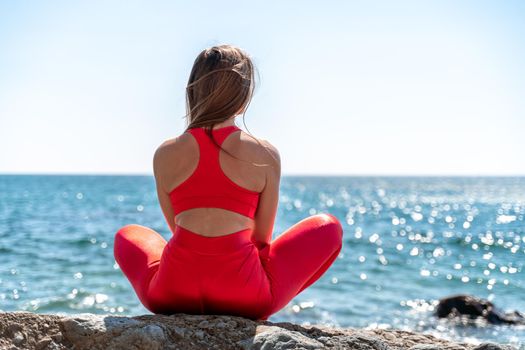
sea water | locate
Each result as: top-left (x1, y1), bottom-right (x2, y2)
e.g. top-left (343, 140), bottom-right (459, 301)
top-left (0, 175), bottom-right (524, 347)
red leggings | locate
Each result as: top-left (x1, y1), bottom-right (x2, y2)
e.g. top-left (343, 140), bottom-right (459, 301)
top-left (113, 213), bottom-right (343, 320)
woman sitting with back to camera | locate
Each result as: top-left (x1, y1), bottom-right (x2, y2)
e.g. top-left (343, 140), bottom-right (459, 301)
top-left (113, 44), bottom-right (344, 321)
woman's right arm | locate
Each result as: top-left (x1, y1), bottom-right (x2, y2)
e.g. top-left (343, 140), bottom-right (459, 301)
top-left (251, 140), bottom-right (281, 249)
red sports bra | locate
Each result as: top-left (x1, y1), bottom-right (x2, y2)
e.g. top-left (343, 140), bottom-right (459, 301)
top-left (169, 125), bottom-right (261, 219)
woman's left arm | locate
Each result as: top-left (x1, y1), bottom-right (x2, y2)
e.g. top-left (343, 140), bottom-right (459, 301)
top-left (153, 144), bottom-right (178, 234)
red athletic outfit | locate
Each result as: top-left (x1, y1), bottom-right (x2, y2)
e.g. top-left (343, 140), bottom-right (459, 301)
top-left (113, 125), bottom-right (343, 320)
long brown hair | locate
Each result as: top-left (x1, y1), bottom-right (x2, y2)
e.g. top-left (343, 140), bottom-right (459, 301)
top-left (183, 44), bottom-right (271, 167)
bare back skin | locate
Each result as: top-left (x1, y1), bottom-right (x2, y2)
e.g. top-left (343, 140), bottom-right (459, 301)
top-left (153, 118), bottom-right (281, 246)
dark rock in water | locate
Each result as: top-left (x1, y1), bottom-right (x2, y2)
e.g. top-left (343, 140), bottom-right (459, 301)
top-left (0, 311), bottom-right (518, 349)
top-left (473, 343), bottom-right (517, 350)
top-left (435, 294), bottom-right (525, 325)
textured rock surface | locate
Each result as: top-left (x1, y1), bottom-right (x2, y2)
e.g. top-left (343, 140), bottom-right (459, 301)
top-left (0, 311), bottom-right (517, 349)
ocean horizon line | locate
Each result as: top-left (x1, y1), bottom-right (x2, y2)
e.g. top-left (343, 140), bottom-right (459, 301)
top-left (1, 172), bottom-right (525, 178)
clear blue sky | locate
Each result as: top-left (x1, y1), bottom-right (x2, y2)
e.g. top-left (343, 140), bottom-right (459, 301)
top-left (1, 0), bottom-right (524, 175)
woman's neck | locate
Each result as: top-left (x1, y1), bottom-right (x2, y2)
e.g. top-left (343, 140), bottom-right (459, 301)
top-left (212, 117), bottom-right (236, 129)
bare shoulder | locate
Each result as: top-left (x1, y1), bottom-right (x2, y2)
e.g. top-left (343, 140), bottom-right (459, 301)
top-left (153, 133), bottom-right (194, 171)
top-left (239, 131), bottom-right (281, 169)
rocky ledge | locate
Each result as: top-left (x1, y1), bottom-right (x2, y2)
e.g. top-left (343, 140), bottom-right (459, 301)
top-left (0, 311), bottom-right (517, 350)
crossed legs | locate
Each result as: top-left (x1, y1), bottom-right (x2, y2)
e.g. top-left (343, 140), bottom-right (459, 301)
top-left (114, 213), bottom-right (344, 318)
